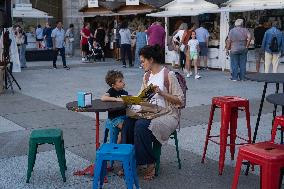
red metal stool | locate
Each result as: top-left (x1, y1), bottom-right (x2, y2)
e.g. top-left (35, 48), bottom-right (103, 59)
top-left (201, 96), bottom-right (251, 175)
top-left (232, 115), bottom-right (284, 189)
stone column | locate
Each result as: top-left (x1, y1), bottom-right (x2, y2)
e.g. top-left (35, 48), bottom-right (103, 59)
top-left (62, 0), bottom-right (86, 48)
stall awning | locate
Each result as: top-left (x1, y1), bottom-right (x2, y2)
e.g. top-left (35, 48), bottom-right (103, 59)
top-left (13, 8), bottom-right (53, 18)
top-left (220, 0), bottom-right (284, 12)
top-left (147, 0), bottom-right (220, 17)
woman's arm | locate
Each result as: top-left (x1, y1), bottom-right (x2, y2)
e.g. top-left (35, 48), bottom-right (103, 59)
top-left (101, 93), bottom-right (123, 102)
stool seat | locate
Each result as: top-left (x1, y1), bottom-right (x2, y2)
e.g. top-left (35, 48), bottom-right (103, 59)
top-left (97, 144), bottom-right (134, 157)
top-left (212, 96), bottom-right (249, 107)
top-left (241, 142), bottom-right (284, 161)
top-left (31, 129), bottom-right (62, 139)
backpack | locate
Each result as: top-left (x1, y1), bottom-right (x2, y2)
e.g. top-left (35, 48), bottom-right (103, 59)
top-left (167, 31), bottom-right (178, 51)
top-left (144, 67), bottom-right (188, 108)
top-left (269, 34), bottom-right (279, 53)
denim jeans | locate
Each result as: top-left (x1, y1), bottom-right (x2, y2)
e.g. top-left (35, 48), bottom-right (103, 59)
top-left (230, 49), bottom-right (248, 80)
top-left (19, 44), bottom-right (26, 68)
top-left (53, 47), bottom-right (67, 67)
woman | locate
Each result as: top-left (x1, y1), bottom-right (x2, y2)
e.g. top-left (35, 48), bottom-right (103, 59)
top-left (94, 23), bottom-right (106, 52)
top-left (122, 45), bottom-right (185, 180)
top-left (135, 25), bottom-right (147, 68)
top-left (173, 23), bottom-right (188, 70)
top-left (15, 27), bottom-right (27, 68)
top-left (65, 24), bottom-right (74, 57)
top-left (119, 21), bottom-right (132, 68)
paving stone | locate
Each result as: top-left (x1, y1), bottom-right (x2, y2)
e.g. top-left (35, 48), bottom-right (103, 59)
top-left (0, 116), bottom-right (25, 133)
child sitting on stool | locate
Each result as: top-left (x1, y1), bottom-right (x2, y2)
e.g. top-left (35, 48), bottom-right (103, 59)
top-left (101, 70), bottom-right (128, 144)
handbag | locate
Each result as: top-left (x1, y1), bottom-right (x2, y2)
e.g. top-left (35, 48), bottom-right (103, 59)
top-left (126, 102), bottom-right (169, 120)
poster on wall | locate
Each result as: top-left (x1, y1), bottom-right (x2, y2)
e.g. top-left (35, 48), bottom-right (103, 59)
top-left (88, 0), bottom-right (98, 8)
top-left (126, 0), bottom-right (139, 6)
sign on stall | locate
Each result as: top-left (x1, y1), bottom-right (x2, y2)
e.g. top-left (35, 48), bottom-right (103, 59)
top-left (15, 3), bottom-right (32, 11)
top-left (88, 0), bottom-right (98, 8)
top-left (126, 0), bottom-right (139, 6)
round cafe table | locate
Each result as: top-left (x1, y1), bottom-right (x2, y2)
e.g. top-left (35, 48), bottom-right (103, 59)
top-left (246, 73), bottom-right (284, 144)
top-left (66, 99), bottom-right (126, 176)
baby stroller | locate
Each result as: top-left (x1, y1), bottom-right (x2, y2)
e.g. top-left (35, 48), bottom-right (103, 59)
top-left (86, 38), bottom-right (105, 62)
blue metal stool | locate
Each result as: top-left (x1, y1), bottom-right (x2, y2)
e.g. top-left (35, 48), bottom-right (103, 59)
top-left (93, 144), bottom-right (139, 189)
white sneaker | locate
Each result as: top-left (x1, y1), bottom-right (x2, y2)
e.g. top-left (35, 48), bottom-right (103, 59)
top-left (195, 74), bottom-right (201, 79)
top-left (186, 73), bottom-right (190, 78)
top-left (189, 71), bottom-right (193, 76)
top-left (82, 57), bottom-right (86, 61)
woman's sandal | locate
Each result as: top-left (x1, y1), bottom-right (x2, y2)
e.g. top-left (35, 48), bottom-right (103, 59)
top-left (143, 164), bottom-right (155, 180)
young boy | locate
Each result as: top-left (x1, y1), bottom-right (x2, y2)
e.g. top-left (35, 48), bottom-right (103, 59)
top-left (101, 70), bottom-right (128, 143)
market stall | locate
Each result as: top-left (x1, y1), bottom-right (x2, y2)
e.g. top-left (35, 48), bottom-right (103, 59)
top-left (220, 0), bottom-right (284, 73)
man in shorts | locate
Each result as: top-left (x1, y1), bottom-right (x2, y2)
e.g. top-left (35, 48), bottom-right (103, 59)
top-left (195, 23), bottom-right (210, 70)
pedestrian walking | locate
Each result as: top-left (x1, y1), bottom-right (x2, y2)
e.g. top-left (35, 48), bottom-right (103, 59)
top-left (135, 25), bottom-right (147, 68)
top-left (15, 27), bottom-right (27, 68)
top-left (254, 20), bottom-right (268, 72)
top-left (184, 23), bottom-right (196, 77)
top-left (35, 25), bottom-right (43, 49)
top-left (65, 24), bottom-right (75, 57)
top-left (226, 19), bottom-right (251, 81)
top-left (195, 23), bottom-right (210, 70)
top-left (43, 23), bottom-right (53, 49)
top-left (173, 23), bottom-right (188, 70)
top-left (261, 21), bottom-right (284, 73)
top-left (119, 21), bottom-right (132, 68)
top-left (51, 21), bottom-right (70, 70)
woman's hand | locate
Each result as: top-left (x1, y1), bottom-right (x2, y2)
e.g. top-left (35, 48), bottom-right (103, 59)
top-left (153, 86), bottom-right (164, 96)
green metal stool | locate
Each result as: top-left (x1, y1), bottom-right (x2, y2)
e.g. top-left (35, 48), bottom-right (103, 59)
top-left (153, 130), bottom-right (181, 176)
top-left (26, 128), bottom-right (67, 183)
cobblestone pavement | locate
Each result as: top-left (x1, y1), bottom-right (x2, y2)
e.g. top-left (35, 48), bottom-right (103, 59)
top-left (0, 57), bottom-right (281, 189)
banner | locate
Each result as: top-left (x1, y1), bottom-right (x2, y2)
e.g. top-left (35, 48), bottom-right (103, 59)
top-left (88, 0), bottom-right (98, 8)
top-left (126, 0), bottom-right (139, 6)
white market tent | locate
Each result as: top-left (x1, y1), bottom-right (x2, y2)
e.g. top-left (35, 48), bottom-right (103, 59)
top-left (147, 0), bottom-right (220, 17)
top-left (220, 0), bottom-right (284, 12)
top-left (13, 8), bottom-right (53, 18)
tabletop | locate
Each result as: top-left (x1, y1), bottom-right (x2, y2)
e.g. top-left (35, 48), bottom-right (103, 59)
top-left (66, 99), bottom-right (126, 112)
top-left (246, 73), bottom-right (284, 83)
top-left (266, 93), bottom-right (284, 106)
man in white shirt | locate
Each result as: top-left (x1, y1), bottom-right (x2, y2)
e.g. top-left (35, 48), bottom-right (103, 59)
top-left (51, 21), bottom-right (70, 70)
top-left (195, 23), bottom-right (210, 70)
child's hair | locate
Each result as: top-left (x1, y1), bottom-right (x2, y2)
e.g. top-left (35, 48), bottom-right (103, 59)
top-left (190, 30), bottom-right (196, 39)
top-left (105, 70), bottom-right (124, 87)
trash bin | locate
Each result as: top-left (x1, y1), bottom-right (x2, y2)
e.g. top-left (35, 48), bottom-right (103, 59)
top-left (0, 66), bottom-right (4, 94)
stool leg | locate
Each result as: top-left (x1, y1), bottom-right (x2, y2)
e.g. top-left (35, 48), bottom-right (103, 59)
top-left (93, 158), bottom-right (104, 189)
top-left (219, 104), bottom-right (230, 175)
top-left (202, 104), bottom-right (216, 163)
top-left (26, 141), bottom-right (38, 183)
top-left (230, 107), bottom-right (238, 160)
top-left (173, 131), bottom-right (181, 169)
top-left (153, 140), bottom-right (162, 176)
top-left (231, 154), bottom-right (243, 189)
top-left (123, 160), bottom-right (134, 189)
top-left (61, 140), bottom-right (67, 170)
top-left (132, 158), bottom-right (139, 189)
top-left (262, 166), bottom-right (280, 189)
top-left (244, 103), bottom-right (251, 144)
top-left (55, 141), bottom-right (66, 182)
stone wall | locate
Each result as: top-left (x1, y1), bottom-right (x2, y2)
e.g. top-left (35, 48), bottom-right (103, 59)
top-left (62, 0), bottom-right (86, 48)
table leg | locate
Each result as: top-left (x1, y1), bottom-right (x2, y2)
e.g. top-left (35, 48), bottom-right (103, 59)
top-left (96, 112), bottom-right (100, 150)
top-left (272, 83), bottom-right (279, 126)
top-left (282, 83), bottom-right (284, 144)
top-left (252, 82), bottom-right (268, 143)
top-left (245, 82), bottom-right (267, 175)
top-left (73, 112), bottom-right (101, 177)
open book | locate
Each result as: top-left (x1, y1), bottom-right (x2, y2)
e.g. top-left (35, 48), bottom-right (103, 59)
top-left (121, 83), bottom-right (155, 105)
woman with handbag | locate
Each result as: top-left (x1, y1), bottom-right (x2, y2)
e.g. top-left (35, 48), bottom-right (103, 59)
top-left (122, 45), bottom-right (185, 180)
top-left (65, 24), bottom-right (75, 57)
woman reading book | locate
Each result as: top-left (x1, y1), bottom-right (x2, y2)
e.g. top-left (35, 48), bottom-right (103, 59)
top-left (122, 45), bottom-right (185, 180)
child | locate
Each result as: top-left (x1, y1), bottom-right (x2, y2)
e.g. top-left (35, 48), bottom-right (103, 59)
top-left (101, 70), bottom-right (128, 143)
top-left (187, 31), bottom-right (201, 79)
